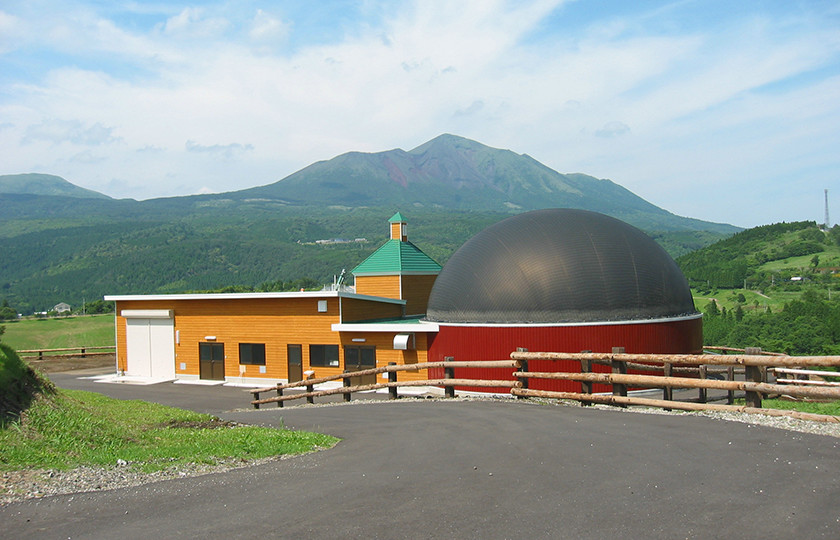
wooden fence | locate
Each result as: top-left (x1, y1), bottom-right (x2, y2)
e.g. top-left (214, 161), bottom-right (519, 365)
top-left (510, 349), bottom-right (840, 423)
top-left (250, 359), bottom-right (521, 408)
top-left (17, 346), bottom-right (115, 360)
top-left (250, 348), bottom-right (840, 423)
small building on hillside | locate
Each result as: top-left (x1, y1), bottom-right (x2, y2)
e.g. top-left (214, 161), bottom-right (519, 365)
top-left (105, 209), bottom-right (702, 390)
top-left (52, 302), bottom-right (71, 314)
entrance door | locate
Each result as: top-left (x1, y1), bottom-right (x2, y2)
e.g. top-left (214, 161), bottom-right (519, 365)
top-left (287, 344), bottom-right (303, 383)
top-left (199, 343), bottom-right (225, 381)
top-left (125, 317), bottom-right (175, 379)
top-left (344, 346), bottom-right (376, 385)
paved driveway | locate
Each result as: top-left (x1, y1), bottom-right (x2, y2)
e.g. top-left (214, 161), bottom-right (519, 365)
top-left (2, 373), bottom-right (839, 539)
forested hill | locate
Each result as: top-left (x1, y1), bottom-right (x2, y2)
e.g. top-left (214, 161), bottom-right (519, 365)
top-left (676, 221), bottom-right (840, 290)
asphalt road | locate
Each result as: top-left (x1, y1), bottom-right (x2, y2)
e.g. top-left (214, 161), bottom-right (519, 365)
top-left (2, 373), bottom-right (839, 539)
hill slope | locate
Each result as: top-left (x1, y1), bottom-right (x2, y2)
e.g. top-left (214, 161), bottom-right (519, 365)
top-left (0, 173), bottom-right (111, 199)
top-left (236, 134), bottom-right (734, 233)
top-left (677, 221), bottom-right (840, 290)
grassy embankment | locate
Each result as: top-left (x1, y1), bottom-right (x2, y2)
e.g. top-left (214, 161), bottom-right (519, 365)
top-left (1, 314), bottom-right (114, 351)
top-left (0, 343), bottom-right (338, 476)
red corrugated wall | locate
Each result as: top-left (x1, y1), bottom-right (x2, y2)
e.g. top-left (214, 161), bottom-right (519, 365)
top-left (427, 317), bottom-right (703, 393)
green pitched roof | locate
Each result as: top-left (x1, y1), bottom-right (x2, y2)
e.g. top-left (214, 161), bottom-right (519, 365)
top-left (388, 212), bottom-right (406, 223)
top-left (352, 239), bottom-right (442, 276)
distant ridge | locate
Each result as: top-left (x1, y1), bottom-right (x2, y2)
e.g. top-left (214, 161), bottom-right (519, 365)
top-left (0, 173), bottom-right (111, 200)
top-left (235, 134), bottom-right (734, 233)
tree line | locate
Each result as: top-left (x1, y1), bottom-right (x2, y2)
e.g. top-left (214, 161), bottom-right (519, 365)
top-left (702, 290), bottom-right (840, 355)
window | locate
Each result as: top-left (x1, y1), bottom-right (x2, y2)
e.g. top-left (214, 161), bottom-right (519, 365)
top-left (239, 343), bottom-right (266, 366)
top-left (344, 346), bottom-right (376, 370)
top-left (309, 344), bottom-right (339, 367)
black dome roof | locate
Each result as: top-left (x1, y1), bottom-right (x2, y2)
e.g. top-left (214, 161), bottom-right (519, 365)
top-left (426, 209), bottom-right (697, 324)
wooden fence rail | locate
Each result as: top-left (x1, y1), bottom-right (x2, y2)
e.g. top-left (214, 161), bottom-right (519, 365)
top-left (250, 359), bottom-right (521, 408)
top-left (510, 350), bottom-right (840, 423)
top-left (248, 350), bottom-right (840, 423)
top-left (18, 346), bottom-right (115, 359)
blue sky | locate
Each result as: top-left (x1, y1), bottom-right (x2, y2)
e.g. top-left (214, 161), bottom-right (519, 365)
top-left (1, 0), bottom-right (838, 228)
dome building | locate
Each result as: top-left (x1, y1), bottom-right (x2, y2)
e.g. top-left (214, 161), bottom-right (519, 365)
top-left (425, 208), bottom-right (702, 392)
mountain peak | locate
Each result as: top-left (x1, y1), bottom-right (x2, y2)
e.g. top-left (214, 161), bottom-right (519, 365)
top-left (0, 173), bottom-right (112, 200)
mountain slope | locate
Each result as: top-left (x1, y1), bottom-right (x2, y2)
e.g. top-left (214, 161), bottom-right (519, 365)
top-left (676, 221), bottom-right (839, 290)
top-left (236, 134), bottom-right (734, 233)
top-left (0, 173), bottom-right (111, 199)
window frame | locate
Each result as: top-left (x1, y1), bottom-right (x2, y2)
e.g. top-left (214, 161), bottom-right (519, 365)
top-left (309, 344), bottom-right (340, 367)
top-left (238, 343), bottom-right (266, 366)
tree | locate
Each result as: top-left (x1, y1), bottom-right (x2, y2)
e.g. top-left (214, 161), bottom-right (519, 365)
top-left (811, 254), bottom-right (820, 269)
top-left (0, 299), bottom-right (16, 321)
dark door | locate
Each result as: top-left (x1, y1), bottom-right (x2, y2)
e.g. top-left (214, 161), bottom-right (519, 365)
top-left (344, 346), bottom-right (376, 385)
top-left (199, 343), bottom-right (225, 381)
top-left (288, 344), bottom-right (303, 383)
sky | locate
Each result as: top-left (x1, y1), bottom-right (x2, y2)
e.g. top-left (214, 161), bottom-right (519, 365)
top-left (1, 0), bottom-right (838, 228)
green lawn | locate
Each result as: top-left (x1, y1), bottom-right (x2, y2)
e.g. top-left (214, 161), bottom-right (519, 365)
top-left (692, 288), bottom-right (791, 313)
top-left (0, 388), bottom-right (338, 473)
top-left (1, 314), bottom-right (114, 351)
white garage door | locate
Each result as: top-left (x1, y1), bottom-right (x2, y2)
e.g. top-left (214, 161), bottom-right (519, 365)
top-left (123, 310), bottom-right (176, 380)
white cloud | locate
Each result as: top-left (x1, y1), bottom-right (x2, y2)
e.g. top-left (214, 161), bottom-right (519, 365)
top-left (22, 119), bottom-right (120, 146)
top-left (161, 7), bottom-right (229, 38)
top-left (0, 0), bottom-right (837, 225)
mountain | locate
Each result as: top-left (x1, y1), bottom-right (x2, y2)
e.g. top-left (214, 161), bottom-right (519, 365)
top-left (0, 173), bottom-right (111, 199)
top-left (235, 134), bottom-right (733, 233)
top-left (0, 134), bottom-right (742, 314)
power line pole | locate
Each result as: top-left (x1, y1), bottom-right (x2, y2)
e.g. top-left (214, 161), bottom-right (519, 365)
top-left (825, 188), bottom-right (830, 229)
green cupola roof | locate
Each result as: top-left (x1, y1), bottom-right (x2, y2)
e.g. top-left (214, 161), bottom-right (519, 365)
top-left (352, 239), bottom-right (441, 276)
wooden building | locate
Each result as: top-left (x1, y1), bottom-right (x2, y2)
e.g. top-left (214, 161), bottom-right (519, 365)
top-left (105, 213), bottom-right (441, 385)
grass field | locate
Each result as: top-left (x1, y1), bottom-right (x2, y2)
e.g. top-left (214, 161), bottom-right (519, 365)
top-left (1, 314), bottom-right (114, 351)
top-left (0, 388), bottom-right (338, 472)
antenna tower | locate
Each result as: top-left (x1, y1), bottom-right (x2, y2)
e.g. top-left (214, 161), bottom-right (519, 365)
top-left (825, 189), bottom-right (831, 229)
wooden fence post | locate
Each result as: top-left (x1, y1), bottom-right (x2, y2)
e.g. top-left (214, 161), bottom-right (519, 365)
top-left (516, 348), bottom-right (528, 400)
top-left (81, 347), bottom-right (86, 359)
top-left (663, 362), bottom-right (673, 411)
top-left (276, 386), bottom-right (284, 408)
top-left (727, 365), bottom-right (735, 404)
top-left (388, 362), bottom-right (398, 400)
top-left (745, 347), bottom-right (763, 408)
top-left (580, 350), bottom-right (592, 406)
top-left (343, 372), bottom-right (352, 402)
top-left (306, 375), bottom-right (315, 404)
top-left (444, 356), bottom-right (455, 398)
top-left (612, 347), bottom-right (627, 408)
top-left (253, 391), bottom-right (260, 409)
top-left (698, 365), bottom-right (707, 403)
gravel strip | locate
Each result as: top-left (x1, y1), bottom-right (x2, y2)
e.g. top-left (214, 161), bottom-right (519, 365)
top-left (3, 396), bottom-right (838, 506)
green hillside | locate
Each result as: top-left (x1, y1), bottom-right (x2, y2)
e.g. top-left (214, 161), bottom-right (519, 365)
top-left (677, 221), bottom-right (840, 291)
top-left (0, 173), bottom-right (111, 199)
top-left (675, 221), bottom-right (840, 354)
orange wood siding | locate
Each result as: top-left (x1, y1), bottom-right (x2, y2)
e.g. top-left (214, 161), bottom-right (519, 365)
top-left (390, 222), bottom-right (406, 241)
top-left (338, 331), bottom-right (430, 381)
top-left (340, 297), bottom-right (404, 322)
top-left (354, 275), bottom-right (401, 299)
top-left (113, 295), bottom-right (433, 384)
top-left (400, 274), bottom-right (438, 315)
top-left (114, 297), bottom-right (342, 381)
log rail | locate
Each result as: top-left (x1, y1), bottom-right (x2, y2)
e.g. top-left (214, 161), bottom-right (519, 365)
top-left (511, 349), bottom-right (840, 423)
top-left (17, 346), bottom-right (115, 360)
top-left (249, 348), bottom-right (840, 424)
top-left (250, 359), bottom-right (521, 408)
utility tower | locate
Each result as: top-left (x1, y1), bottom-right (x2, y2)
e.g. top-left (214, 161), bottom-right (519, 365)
top-left (826, 189), bottom-right (831, 229)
